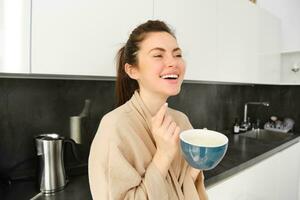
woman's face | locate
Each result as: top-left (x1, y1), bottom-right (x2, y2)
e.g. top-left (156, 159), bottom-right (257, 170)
top-left (133, 31), bottom-right (186, 99)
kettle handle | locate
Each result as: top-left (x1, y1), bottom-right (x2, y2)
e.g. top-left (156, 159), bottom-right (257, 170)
top-left (63, 138), bottom-right (82, 163)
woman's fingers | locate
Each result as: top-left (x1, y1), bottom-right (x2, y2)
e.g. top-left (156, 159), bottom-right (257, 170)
top-left (151, 102), bottom-right (179, 143)
top-left (172, 126), bottom-right (180, 142)
top-left (162, 115), bottom-right (173, 130)
top-left (150, 104), bottom-right (180, 167)
top-left (152, 103), bottom-right (168, 128)
top-left (166, 121), bottom-right (177, 135)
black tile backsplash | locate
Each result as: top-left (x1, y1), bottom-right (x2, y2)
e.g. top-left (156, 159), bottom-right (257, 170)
top-left (0, 78), bottom-right (299, 179)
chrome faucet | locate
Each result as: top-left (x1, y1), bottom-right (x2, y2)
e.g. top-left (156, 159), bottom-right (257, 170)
top-left (241, 102), bottom-right (270, 131)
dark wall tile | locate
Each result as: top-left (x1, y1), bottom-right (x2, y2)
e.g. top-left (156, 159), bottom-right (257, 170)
top-left (0, 78), bottom-right (299, 179)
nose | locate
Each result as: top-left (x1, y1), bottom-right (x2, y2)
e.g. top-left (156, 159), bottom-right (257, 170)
top-left (166, 54), bottom-right (177, 68)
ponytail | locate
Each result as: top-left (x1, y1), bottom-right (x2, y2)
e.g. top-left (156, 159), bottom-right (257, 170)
top-left (115, 46), bottom-right (138, 107)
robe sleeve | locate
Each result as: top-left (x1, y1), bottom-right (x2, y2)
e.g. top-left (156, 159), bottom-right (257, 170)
top-left (88, 115), bottom-right (169, 200)
top-left (108, 142), bottom-right (169, 200)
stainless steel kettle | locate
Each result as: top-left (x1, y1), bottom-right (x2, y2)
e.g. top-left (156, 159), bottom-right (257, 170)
top-left (35, 133), bottom-right (79, 194)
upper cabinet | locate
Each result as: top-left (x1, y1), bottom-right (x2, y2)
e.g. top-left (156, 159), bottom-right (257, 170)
top-left (216, 0), bottom-right (259, 83)
top-left (0, 0), bottom-right (31, 73)
top-left (31, 0), bottom-right (153, 76)
top-left (153, 0), bottom-right (217, 82)
top-left (257, 0), bottom-right (300, 53)
top-left (2, 0), bottom-right (282, 84)
top-left (257, 8), bottom-right (281, 84)
top-left (216, 0), bottom-right (281, 84)
top-left (154, 0), bottom-right (281, 84)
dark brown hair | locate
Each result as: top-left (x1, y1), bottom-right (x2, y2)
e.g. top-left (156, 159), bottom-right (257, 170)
top-left (115, 20), bottom-right (175, 106)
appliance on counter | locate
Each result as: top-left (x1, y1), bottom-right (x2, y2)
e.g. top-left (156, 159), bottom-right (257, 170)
top-left (35, 133), bottom-right (81, 195)
top-left (70, 99), bottom-right (91, 144)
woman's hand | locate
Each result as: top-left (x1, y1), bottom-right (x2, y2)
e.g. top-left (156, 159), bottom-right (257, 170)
top-left (151, 103), bottom-right (181, 177)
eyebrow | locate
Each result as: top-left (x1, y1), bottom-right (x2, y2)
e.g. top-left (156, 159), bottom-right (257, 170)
top-left (148, 47), bottom-right (181, 54)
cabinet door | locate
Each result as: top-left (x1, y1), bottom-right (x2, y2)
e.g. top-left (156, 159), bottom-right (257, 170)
top-left (257, 8), bottom-right (281, 84)
top-left (206, 171), bottom-right (248, 200)
top-left (216, 0), bottom-right (259, 83)
top-left (31, 0), bottom-right (152, 76)
top-left (257, 0), bottom-right (300, 53)
top-left (276, 142), bottom-right (300, 200)
top-left (244, 151), bottom-right (280, 200)
top-left (153, 0), bottom-right (217, 81)
top-left (207, 153), bottom-right (280, 200)
top-left (0, 0), bottom-right (31, 73)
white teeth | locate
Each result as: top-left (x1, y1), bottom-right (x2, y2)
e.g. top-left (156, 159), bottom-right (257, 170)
top-left (160, 74), bottom-right (179, 79)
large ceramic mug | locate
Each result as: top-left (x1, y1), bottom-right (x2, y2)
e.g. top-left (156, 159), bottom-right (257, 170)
top-left (180, 129), bottom-right (228, 170)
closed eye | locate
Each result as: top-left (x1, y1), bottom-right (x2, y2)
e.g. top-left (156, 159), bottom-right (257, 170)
top-left (153, 55), bottom-right (163, 58)
top-left (175, 54), bottom-right (182, 57)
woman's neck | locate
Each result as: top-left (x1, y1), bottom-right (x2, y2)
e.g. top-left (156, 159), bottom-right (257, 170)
top-left (139, 89), bottom-right (168, 116)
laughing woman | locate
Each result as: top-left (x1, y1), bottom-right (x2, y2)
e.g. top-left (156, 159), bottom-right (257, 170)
top-left (88, 20), bottom-right (208, 200)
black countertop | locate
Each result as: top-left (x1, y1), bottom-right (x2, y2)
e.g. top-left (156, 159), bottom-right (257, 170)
top-left (204, 130), bottom-right (300, 187)
top-left (2, 175), bottom-right (92, 200)
top-left (1, 131), bottom-right (300, 200)
top-left (1, 167), bottom-right (92, 200)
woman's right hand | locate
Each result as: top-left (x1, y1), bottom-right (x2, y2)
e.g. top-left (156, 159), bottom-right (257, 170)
top-left (151, 103), bottom-right (181, 177)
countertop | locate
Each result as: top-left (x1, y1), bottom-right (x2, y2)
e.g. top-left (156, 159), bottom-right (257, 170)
top-left (1, 174), bottom-right (92, 200)
top-left (1, 131), bottom-right (300, 200)
top-left (204, 130), bottom-right (300, 187)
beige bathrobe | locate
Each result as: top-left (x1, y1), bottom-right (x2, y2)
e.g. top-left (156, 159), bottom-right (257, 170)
top-left (89, 91), bottom-right (201, 200)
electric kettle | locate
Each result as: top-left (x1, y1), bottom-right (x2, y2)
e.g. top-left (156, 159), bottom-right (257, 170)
top-left (35, 133), bottom-right (80, 194)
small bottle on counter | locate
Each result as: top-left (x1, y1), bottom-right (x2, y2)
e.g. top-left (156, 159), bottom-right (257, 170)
top-left (233, 118), bottom-right (240, 134)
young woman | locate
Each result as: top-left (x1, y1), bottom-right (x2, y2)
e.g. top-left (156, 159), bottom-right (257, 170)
top-left (89, 20), bottom-right (208, 200)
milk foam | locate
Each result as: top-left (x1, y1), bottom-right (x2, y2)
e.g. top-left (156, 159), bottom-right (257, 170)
top-left (183, 134), bottom-right (225, 147)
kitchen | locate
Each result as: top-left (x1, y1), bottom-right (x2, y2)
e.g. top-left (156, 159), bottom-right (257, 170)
top-left (1, 0), bottom-right (300, 199)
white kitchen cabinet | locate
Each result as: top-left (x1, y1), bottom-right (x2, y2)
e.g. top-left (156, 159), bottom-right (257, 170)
top-left (257, 0), bottom-right (300, 53)
top-left (30, 0), bottom-right (282, 84)
top-left (153, 0), bottom-right (217, 82)
top-left (257, 8), bottom-right (281, 84)
top-left (31, 0), bottom-right (152, 76)
top-left (0, 0), bottom-right (31, 73)
top-left (207, 141), bottom-right (300, 200)
top-left (207, 152), bottom-right (280, 200)
top-left (206, 170), bottom-right (248, 200)
top-left (154, 0), bottom-right (281, 84)
top-left (276, 141), bottom-right (300, 200)
top-left (216, 0), bottom-right (259, 83)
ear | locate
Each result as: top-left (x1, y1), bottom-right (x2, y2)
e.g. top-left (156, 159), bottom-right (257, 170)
top-left (125, 63), bottom-right (140, 80)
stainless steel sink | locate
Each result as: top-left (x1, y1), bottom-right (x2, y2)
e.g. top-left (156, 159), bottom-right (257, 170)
top-left (240, 129), bottom-right (294, 142)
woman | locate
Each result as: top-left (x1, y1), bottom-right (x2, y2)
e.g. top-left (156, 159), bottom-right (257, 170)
top-left (89, 20), bottom-right (208, 200)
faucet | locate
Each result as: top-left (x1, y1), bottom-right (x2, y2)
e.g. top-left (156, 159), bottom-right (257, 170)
top-left (241, 102), bottom-right (270, 131)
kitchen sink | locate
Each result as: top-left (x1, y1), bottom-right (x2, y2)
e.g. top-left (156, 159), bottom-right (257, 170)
top-left (240, 129), bottom-right (294, 142)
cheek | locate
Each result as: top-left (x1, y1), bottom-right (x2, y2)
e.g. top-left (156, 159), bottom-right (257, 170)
top-left (146, 61), bottom-right (165, 76)
top-left (180, 60), bottom-right (186, 74)
top-left (139, 57), bottom-right (162, 72)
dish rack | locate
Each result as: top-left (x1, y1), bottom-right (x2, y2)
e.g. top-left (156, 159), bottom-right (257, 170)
top-left (264, 117), bottom-right (294, 133)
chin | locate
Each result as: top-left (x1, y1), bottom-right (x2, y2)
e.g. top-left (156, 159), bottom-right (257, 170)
top-left (165, 87), bottom-right (181, 97)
